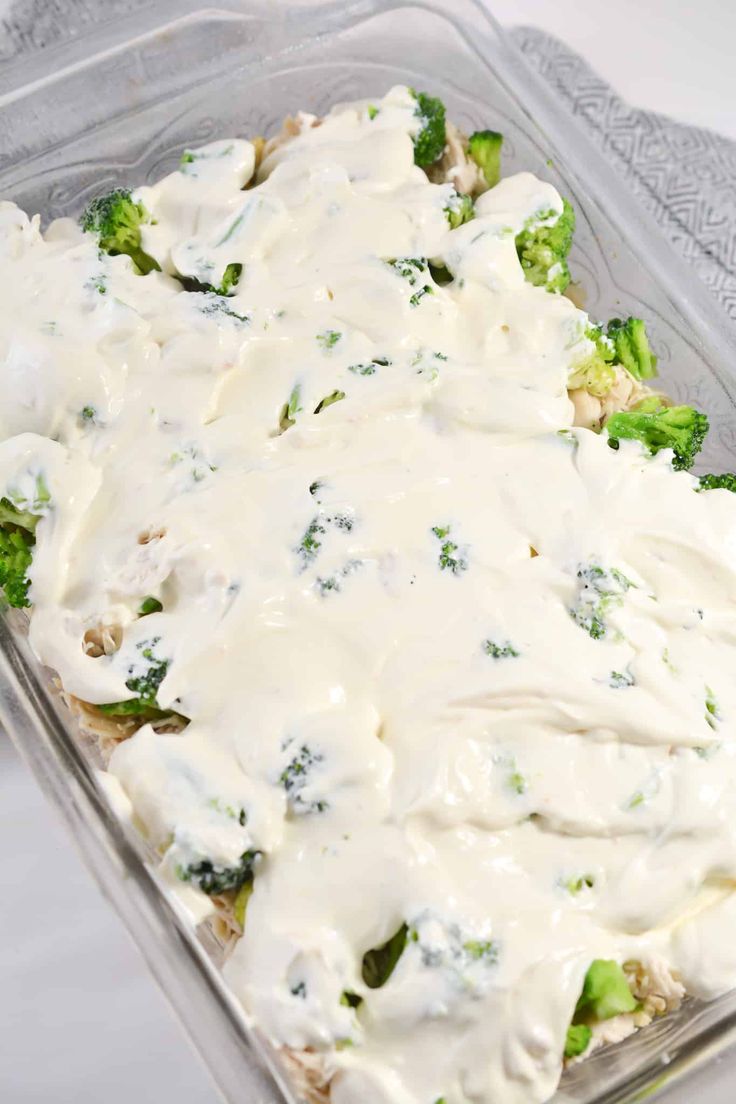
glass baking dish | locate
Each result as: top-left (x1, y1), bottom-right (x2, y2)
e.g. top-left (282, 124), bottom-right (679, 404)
top-left (2, 2), bottom-right (736, 1101)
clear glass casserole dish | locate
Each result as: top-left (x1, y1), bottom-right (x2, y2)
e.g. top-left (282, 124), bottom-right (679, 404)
top-left (2, 2), bottom-right (736, 1101)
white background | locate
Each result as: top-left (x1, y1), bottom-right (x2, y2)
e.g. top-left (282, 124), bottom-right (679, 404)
top-left (3, 1), bottom-right (736, 1101)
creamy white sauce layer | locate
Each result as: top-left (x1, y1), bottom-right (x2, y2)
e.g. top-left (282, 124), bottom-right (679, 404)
top-left (3, 85), bottom-right (736, 1104)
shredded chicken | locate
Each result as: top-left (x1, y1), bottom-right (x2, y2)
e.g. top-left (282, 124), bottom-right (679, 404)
top-left (626, 955), bottom-right (686, 1018)
top-left (208, 892), bottom-right (244, 956)
top-left (280, 1048), bottom-right (332, 1104)
top-left (258, 112), bottom-right (321, 180)
top-left (82, 622), bottom-right (122, 658)
top-left (426, 120), bottom-right (488, 197)
top-left (63, 691), bottom-right (186, 763)
top-left (569, 367), bottom-right (657, 431)
top-left (566, 955), bottom-right (686, 1066)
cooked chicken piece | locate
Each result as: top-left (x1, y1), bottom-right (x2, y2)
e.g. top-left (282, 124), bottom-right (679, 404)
top-left (569, 387), bottom-right (603, 430)
top-left (566, 955), bottom-right (685, 1066)
top-left (425, 120), bottom-right (487, 197)
top-left (281, 1049), bottom-right (332, 1104)
top-left (258, 112), bottom-right (321, 179)
top-left (570, 367), bottom-right (656, 431)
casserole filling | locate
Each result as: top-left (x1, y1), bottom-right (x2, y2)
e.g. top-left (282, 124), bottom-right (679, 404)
top-left (2, 85), bottom-right (736, 1104)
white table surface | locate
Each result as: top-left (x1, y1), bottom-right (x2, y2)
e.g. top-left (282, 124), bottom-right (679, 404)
top-left (2, 2), bottom-right (736, 1101)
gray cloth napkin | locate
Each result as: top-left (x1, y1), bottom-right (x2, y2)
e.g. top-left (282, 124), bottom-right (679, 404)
top-left (2, 2), bottom-right (735, 322)
top-left (511, 26), bottom-right (736, 323)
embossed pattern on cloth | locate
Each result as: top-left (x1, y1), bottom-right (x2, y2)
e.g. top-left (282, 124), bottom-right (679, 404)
top-left (512, 26), bottom-right (736, 322)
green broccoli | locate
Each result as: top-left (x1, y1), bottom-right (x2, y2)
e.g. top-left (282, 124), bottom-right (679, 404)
top-left (409, 89), bottom-right (446, 166)
top-left (564, 1024), bottom-right (592, 1059)
top-left (606, 399), bottom-right (709, 471)
top-left (699, 472), bottom-right (736, 492)
top-left (432, 524), bottom-right (468, 575)
top-left (561, 873), bottom-right (595, 895)
top-left (483, 639), bottom-right (519, 659)
top-left (314, 391), bottom-right (345, 414)
top-left (387, 257), bottom-right (435, 306)
top-left (316, 329), bottom-right (342, 351)
top-left (279, 383), bottom-right (303, 432)
top-left (279, 743), bottom-right (328, 815)
top-left (569, 564), bottom-right (632, 640)
top-left (138, 596), bottom-right (163, 616)
top-left (0, 485), bottom-right (50, 609)
top-left (568, 325), bottom-right (617, 397)
top-left (574, 960), bottom-right (638, 1022)
top-left (178, 847), bottom-right (260, 896)
top-left (444, 190), bottom-right (475, 229)
top-left (97, 637), bottom-right (179, 720)
top-left (199, 295), bottom-right (250, 326)
top-left (0, 499), bottom-right (40, 609)
top-left (233, 880), bottom-right (254, 927)
top-left (347, 356), bottom-right (391, 376)
top-left (362, 923), bottom-right (409, 988)
top-left (80, 189), bottom-right (160, 276)
top-left (178, 262), bottom-right (242, 297)
top-left (388, 257), bottom-right (427, 284)
top-left (563, 960), bottom-right (637, 1060)
top-left (570, 317), bottom-right (658, 396)
top-left (467, 129), bottom-right (504, 188)
top-left (516, 198), bottom-right (575, 293)
top-left (606, 317), bottom-right (658, 381)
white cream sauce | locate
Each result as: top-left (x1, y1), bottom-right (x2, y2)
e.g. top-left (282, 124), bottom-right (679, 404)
top-left (3, 85), bottom-right (736, 1104)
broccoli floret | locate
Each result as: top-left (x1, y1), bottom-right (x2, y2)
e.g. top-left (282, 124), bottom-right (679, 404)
top-left (97, 637), bottom-right (181, 720)
top-left (316, 329), bottom-right (342, 351)
top-left (560, 873), bottom-right (595, 895)
top-left (444, 190), bottom-right (475, 229)
top-left (570, 318), bottom-right (658, 396)
top-left (80, 189), bottom-right (159, 276)
top-left (606, 317), bottom-right (658, 381)
top-left (314, 390), bottom-right (345, 414)
top-left (138, 595), bottom-right (163, 616)
top-left (279, 383), bottom-right (303, 432)
top-left (467, 129), bottom-right (504, 188)
top-left (699, 472), bottom-right (736, 492)
top-left (483, 639), bottom-right (519, 659)
top-left (516, 198), bottom-right (575, 293)
top-left (387, 257), bottom-right (435, 307)
top-left (569, 564), bottom-right (632, 640)
top-left (563, 960), bottom-right (637, 1059)
top-left (279, 743), bottom-right (328, 815)
top-left (564, 1024), bottom-right (592, 1059)
top-left (233, 880), bottom-right (254, 928)
top-left (348, 356), bottom-right (391, 376)
top-left (606, 400), bottom-right (709, 471)
top-left (198, 294), bottom-right (250, 326)
top-left (431, 524), bottom-right (468, 575)
top-left (568, 324), bottom-right (615, 396)
top-left (216, 263), bottom-right (242, 295)
top-left (178, 847), bottom-right (260, 896)
top-left (178, 262), bottom-right (242, 297)
top-left (0, 496), bottom-right (44, 609)
top-left (574, 960), bottom-right (638, 1022)
top-left (409, 89), bottom-right (446, 166)
top-left (362, 923), bottom-right (409, 988)
top-left (388, 257), bottom-right (426, 284)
